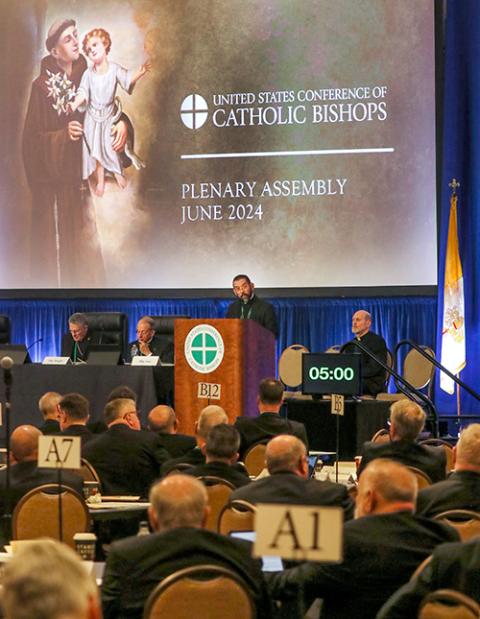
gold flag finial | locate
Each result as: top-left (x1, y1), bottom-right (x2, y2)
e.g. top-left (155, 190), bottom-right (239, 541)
top-left (449, 178), bottom-right (460, 195)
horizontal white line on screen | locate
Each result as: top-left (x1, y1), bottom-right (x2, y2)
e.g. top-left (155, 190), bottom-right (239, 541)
top-left (181, 147), bottom-right (395, 160)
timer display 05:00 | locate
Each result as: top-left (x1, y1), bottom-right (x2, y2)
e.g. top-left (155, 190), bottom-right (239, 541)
top-left (308, 366), bottom-right (355, 381)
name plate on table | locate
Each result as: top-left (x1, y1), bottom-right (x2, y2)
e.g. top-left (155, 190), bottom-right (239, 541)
top-left (255, 504), bottom-right (343, 563)
top-left (38, 435), bottom-right (81, 469)
top-left (131, 356), bottom-right (159, 366)
top-left (43, 356), bottom-right (71, 365)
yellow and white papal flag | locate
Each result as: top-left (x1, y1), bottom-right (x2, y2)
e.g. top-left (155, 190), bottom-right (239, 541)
top-left (440, 193), bottom-right (466, 393)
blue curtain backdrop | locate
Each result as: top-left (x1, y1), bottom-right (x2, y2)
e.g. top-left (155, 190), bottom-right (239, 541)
top-left (0, 297), bottom-right (436, 381)
top-left (435, 0), bottom-right (480, 415)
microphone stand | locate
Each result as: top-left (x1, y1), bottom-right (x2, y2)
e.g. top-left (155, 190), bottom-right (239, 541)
top-left (1, 358), bottom-right (13, 543)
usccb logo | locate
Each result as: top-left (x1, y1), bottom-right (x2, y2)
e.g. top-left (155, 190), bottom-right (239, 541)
top-left (184, 324), bottom-right (224, 373)
top-left (180, 94), bottom-right (208, 129)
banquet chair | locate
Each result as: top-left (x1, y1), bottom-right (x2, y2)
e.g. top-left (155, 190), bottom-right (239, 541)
top-left (243, 442), bottom-right (267, 477)
top-left (278, 344), bottom-right (310, 399)
top-left (198, 477), bottom-right (234, 532)
top-left (370, 428), bottom-right (391, 444)
top-left (143, 564), bottom-right (255, 619)
top-left (407, 466), bottom-right (433, 490)
top-left (79, 458), bottom-right (101, 485)
top-left (12, 484), bottom-right (90, 549)
top-left (419, 438), bottom-right (454, 475)
top-left (419, 589), bottom-right (480, 619)
top-left (377, 346), bottom-right (436, 401)
top-left (433, 510), bottom-right (480, 542)
top-left (218, 500), bottom-right (256, 535)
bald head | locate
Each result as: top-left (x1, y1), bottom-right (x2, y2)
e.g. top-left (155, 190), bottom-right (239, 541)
top-left (196, 405), bottom-right (228, 440)
top-left (11, 426), bottom-right (42, 462)
top-left (266, 435), bottom-right (307, 476)
top-left (148, 405), bottom-right (176, 434)
top-left (352, 310), bottom-right (372, 337)
top-left (38, 392), bottom-right (62, 420)
top-left (149, 475), bottom-right (208, 531)
top-left (355, 459), bottom-right (417, 518)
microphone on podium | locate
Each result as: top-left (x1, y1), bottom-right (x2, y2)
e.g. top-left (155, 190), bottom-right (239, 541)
top-left (0, 356), bottom-right (13, 387)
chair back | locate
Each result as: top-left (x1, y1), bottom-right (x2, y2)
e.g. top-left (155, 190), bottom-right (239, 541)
top-left (278, 344), bottom-right (309, 389)
top-left (410, 555), bottom-right (433, 581)
top-left (419, 589), bottom-right (480, 619)
top-left (403, 346), bottom-right (436, 391)
top-left (0, 315), bottom-right (11, 344)
top-left (79, 458), bottom-right (101, 486)
top-left (166, 462), bottom-right (194, 475)
top-left (433, 510), bottom-right (480, 542)
top-left (325, 345), bottom-right (341, 353)
top-left (12, 484), bottom-right (90, 549)
top-left (244, 442), bottom-right (267, 477)
top-left (150, 315), bottom-right (190, 362)
top-left (83, 312), bottom-right (127, 357)
top-left (218, 500), bottom-right (256, 535)
top-left (370, 428), bottom-right (390, 444)
top-left (143, 564), bottom-right (255, 619)
top-left (419, 439), bottom-right (454, 474)
top-left (198, 478), bottom-right (234, 532)
top-left (407, 466), bottom-right (432, 489)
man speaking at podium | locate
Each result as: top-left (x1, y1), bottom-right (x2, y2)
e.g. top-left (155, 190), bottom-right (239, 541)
top-left (226, 274), bottom-right (278, 337)
top-left (342, 310), bottom-right (387, 397)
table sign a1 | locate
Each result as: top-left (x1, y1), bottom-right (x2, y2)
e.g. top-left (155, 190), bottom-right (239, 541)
top-left (254, 504), bottom-right (343, 563)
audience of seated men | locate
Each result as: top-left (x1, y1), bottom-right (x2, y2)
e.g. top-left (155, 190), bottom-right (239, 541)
top-left (38, 391), bottom-right (62, 435)
top-left (160, 404), bottom-right (228, 475)
top-left (357, 399), bottom-right (446, 483)
top-left (267, 459), bottom-right (459, 619)
top-left (416, 422), bottom-right (480, 517)
top-left (234, 378), bottom-right (308, 459)
top-left (101, 474), bottom-right (272, 619)
top-left (231, 434), bottom-right (354, 518)
top-left (377, 536), bottom-right (480, 618)
top-left (147, 404), bottom-right (196, 458)
top-left (58, 392), bottom-right (94, 445)
top-left (82, 398), bottom-right (169, 497)
top-left (185, 424), bottom-right (250, 488)
top-left (2, 539), bottom-right (102, 619)
top-left (0, 425), bottom-right (83, 516)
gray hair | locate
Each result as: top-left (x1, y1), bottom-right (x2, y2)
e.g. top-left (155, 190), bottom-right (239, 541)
top-left (457, 424), bottom-right (480, 468)
top-left (68, 312), bottom-right (88, 327)
top-left (150, 475), bottom-right (207, 530)
top-left (362, 458), bottom-right (418, 504)
top-left (390, 399), bottom-right (426, 441)
top-left (2, 539), bottom-right (98, 619)
top-left (197, 405), bottom-right (228, 439)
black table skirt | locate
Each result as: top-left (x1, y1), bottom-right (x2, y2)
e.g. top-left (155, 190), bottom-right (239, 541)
top-left (0, 364), bottom-right (173, 439)
top-left (284, 398), bottom-right (391, 459)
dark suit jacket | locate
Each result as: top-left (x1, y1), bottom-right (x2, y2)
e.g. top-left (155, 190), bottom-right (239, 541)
top-left (61, 424), bottom-right (94, 446)
top-left (155, 433), bottom-right (196, 458)
top-left (39, 418), bottom-right (61, 435)
top-left (0, 460), bottom-right (84, 515)
top-left (126, 334), bottom-right (173, 363)
top-left (234, 412), bottom-right (308, 458)
top-left (416, 470), bottom-right (480, 517)
top-left (342, 330), bottom-right (387, 396)
top-left (186, 460), bottom-right (250, 488)
top-left (101, 527), bottom-right (272, 619)
top-left (82, 424), bottom-right (169, 497)
top-left (358, 439), bottom-right (446, 483)
top-left (267, 511), bottom-right (459, 619)
top-left (61, 331), bottom-right (103, 361)
top-left (377, 538), bottom-right (480, 618)
top-left (230, 470), bottom-right (354, 519)
top-left (160, 446), bottom-right (205, 476)
top-left (226, 294), bottom-right (278, 337)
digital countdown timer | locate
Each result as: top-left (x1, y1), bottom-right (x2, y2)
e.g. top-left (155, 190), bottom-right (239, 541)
top-left (302, 353), bottom-right (361, 396)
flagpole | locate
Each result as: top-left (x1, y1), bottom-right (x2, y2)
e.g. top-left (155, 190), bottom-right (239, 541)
top-left (456, 372), bottom-right (461, 417)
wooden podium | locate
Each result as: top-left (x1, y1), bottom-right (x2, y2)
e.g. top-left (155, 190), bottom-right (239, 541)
top-left (174, 318), bottom-right (275, 434)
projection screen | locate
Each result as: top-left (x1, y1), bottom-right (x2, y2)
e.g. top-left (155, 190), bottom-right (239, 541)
top-left (0, 0), bottom-right (437, 290)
